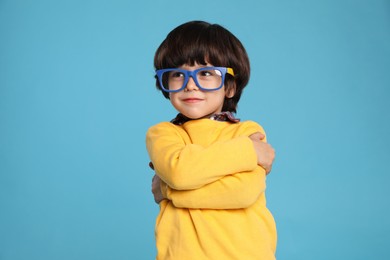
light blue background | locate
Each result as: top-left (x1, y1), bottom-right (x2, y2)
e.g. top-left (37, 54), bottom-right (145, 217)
top-left (1, 0), bottom-right (389, 259)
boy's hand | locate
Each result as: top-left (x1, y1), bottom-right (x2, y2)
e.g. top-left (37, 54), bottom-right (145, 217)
top-left (249, 132), bottom-right (275, 174)
top-left (152, 174), bottom-right (164, 204)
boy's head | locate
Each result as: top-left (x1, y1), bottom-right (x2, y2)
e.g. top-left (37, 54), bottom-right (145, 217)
top-left (154, 20), bottom-right (250, 113)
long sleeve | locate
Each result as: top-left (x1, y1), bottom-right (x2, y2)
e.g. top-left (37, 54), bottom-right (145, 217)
top-left (146, 122), bottom-right (258, 190)
top-left (161, 166), bottom-right (266, 209)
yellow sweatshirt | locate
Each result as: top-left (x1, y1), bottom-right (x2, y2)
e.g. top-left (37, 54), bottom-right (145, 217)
top-left (146, 118), bottom-right (277, 260)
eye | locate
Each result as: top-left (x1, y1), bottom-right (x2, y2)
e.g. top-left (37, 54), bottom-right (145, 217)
top-left (199, 70), bottom-right (213, 77)
top-left (170, 71), bottom-right (185, 78)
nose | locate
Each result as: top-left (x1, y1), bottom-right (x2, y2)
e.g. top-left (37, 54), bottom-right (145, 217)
top-left (185, 76), bottom-right (199, 91)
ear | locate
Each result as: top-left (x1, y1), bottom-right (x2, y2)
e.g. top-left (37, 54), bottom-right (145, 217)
top-left (226, 87), bottom-right (235, 98)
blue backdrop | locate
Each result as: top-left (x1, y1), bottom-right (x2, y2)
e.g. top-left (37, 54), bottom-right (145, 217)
top-left (1, 0), bottom-right (389, 259)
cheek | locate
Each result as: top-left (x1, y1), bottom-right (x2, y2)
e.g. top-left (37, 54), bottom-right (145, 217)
top-left (169, 94), bottom-right (180, 108)
top-left (212, 93), bottom-right (228, 107)
top-left (169, 93), bottom-right (177, 103)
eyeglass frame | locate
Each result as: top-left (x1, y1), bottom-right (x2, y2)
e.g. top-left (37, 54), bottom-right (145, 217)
top-left (155, 66), bottom-right (235, 93)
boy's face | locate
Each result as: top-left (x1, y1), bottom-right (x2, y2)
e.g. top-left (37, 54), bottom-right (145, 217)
top-left (169, 63), bottom-right (234, 120)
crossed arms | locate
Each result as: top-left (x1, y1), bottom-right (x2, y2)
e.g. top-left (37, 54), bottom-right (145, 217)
top-left (146, 121), bottom-right (275, 209)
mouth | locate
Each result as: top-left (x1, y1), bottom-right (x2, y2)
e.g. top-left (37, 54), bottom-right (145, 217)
top-left (182, 98), bottom-right (203, 103)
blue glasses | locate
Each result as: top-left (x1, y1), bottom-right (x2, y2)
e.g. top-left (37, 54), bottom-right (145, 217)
top-left (156, 67), bottom-right (235, 92)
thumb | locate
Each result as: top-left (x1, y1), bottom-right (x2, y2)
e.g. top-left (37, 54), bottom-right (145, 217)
top-left (257, 132), bottom-right (265, 140)
top-left (250, 132), bottom-right (265, 140)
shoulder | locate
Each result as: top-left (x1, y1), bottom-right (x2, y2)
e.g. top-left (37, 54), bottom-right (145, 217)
top-left (146, 121), bottom-right (186, 139)
top-left (147, 121), bottom-right (177, 134)
top-left (147, 121), bottom-right (175, 131)
top-left (237, 120), bottom-right (266, 135)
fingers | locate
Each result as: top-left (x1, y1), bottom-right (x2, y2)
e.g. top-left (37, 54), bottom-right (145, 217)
top-left (265, 165), bottom-right (272, 175)
top-left (249, 132), bottom-right (265, 140)
top-left (149, 162), bottom-right (154, 170)
top-left (251, 140), bottom-right (275, 175)
top-left (264, 146), bottom-right (275, 175)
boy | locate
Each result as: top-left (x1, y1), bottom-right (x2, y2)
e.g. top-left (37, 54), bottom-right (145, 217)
top-left (146, 21), bottom-right (277, 259)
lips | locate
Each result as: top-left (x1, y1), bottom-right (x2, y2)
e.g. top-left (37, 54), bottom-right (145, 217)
top-left (182, 97), bottom-right (203, 103)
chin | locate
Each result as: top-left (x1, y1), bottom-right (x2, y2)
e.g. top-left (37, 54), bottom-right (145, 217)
top-left (184, 114), bottom-right (203, 119)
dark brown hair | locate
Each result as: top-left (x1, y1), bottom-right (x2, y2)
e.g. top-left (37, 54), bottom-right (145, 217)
top-left (154, 20), bottom-right (250, 113)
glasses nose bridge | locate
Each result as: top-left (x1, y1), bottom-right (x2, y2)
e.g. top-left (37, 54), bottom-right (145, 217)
top-left (184, 70), bottom-right (199, 90)
top-left (187, 70), bottom-right (197, 80)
